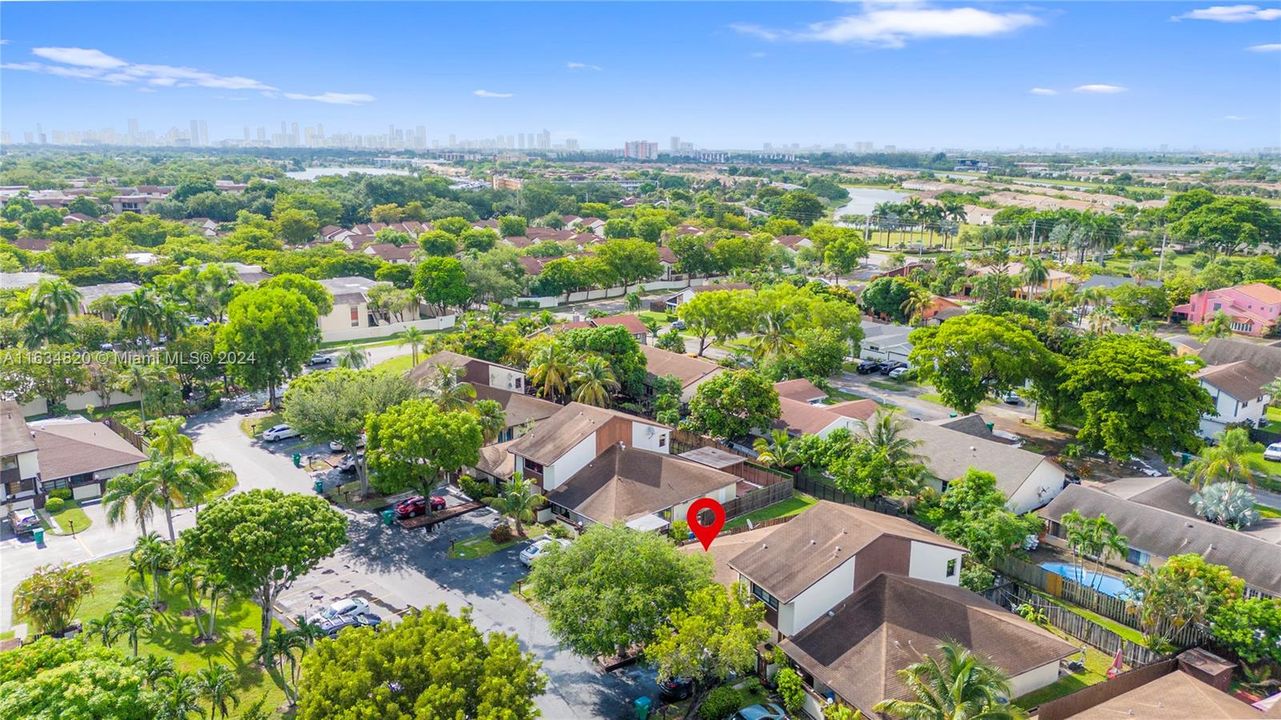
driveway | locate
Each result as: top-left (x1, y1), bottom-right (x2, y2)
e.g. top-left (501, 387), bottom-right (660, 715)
top-left (281, 499), bottom-right (657, 719)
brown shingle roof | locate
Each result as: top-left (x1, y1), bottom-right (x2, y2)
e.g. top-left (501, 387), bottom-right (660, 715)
top-left (1197, 338), bottom-right (1281, 378)
top-left (591, 314), bottom-right (649, 336)
top-left (1, 400), bottom-right (36, 455)
top-left (546, 445), bottom-right (737, 524)
top-left (31, 421), bottom-right (147, 482)
top-left (1196, 361), bottom-right (1275, 401)
top-left (781, 574), bottom-right (1077, 716)
top-left (826, 399), bottom-right (879, 422)
top-left (362, 242), bottom-right (415, 262)
top-left (774, 379), bottom-right (827, 403)
top-left (473, 385), bottom-right (561, 429)
top-left (729, 501), bottom-right (964, 602)
top-left (900, 420), bottom-right (1056, 498)
top-left (638, 345), bottom-right (722, 388)
top-left (1065, 668), bottom-right (1259, 719)
top-left (773, 397), bottom-right (848, 436)
top-left (476, 440), bottom-right (517, 480)
top-left (508, 402), bottom-right (667, 466)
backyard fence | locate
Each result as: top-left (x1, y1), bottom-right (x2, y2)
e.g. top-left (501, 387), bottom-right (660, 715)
top-left (1036, 658), bottom-right (1180, 720)
top-left (998, 584), bottom-right (1170, 668)
top-left (103, 417), bottom-right (147, 452)
top-left (721, 480), bottom-right (795, 520)
top-left (670, 429), bottom-right (795, 488)
top-left (793, 473), bottom-right (911, 518)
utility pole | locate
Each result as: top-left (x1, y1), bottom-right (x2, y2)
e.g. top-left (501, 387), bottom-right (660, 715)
top-left (1030, 219), bottom-right (1037, 257)
top-left (1157, 231), bottom-right (1169, 280)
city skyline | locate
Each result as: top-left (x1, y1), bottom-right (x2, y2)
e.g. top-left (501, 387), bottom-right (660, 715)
top-left (2, 2), bottom-right (1280, 151)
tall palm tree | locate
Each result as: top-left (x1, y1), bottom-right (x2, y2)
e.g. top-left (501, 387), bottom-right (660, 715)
top-left (1187, 428), bottom-right (1265, 489)
top-left (29, 277), bottom-right (83, 319)
top-left (154, 671), bottom-right (203, 720)
top-left (130, 532), bottom-right (175, 606)
top-left (752, 308), bottom-right (797, 362)
top-left (84, 615), bottom-right (119, 646)
top-left (199, 572), bottom-right (232, 642)
top-left (423, 364), bottom-right (477, 411)
top-left (104, 470), bottom-right (158, 534)
top-left (873, 642), bottom-right (1024, 720)
top-left (1086, 306), bottom-right (1114, 335)
top-left (488, 473), bottom-right (546, 538)
top-left (117, 288), bottom-right (164, 343)
top-left (149, 416), bottom-right (194, 459)
top-left (473, 399), bottom-right (507, 443)
top-left (170, 562), bottom-right (207, 637)
top-left (112, 595), bottom-right (155, 657)
top-left (175, 455), bottom-right (234, 514)
top-left (527, 343), bottom-right (573, 401)
top-left (860, 407), bottom-right (926, 496)
top-left (196, 662), bottom-right (241, 720)
top-left (900, 286), bottom-right (935, 326)
top-left (337, 344), bottom-right (368, 369)
top-left (399, 326), bottom-right (428, 367)
top-left (19, 308), bottom-right (75, 347)
top-left (131, 450), bottom-right (218, 540)
top-left (570, 356), bottom-right (619, 407)
top-left (116, 362), bottom-right (178, 432)
top-left (139, 655), bottom-right (176, 688)
top-left (753, 429), bottom-right (802, 471)
top-left (1021, 258), bottom-right (1049, 299)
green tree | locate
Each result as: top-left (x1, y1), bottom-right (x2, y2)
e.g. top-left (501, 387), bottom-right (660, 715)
top-left (0, 637), bottom-right (159, 719)
top-left (873, 642), bottom-right (1025, 720)
top-left (684, 369), bottom-right (780, 441)
top-left (488, 473), bottom-right (546, 538)
top-left (111, 595), bottom-right (156, 657)
top-left (527, 523), bottom-right (712, 658)
top-left (13, 563), bottom-right (94, 636)
top-left (777, 190), bottom-right (826, 225)
top-left (418, 229), bottom-right (459, 256)
top-left (677, 289), bottom-right (750, 356)
top-left (597, 238), bottom-right (662, 288)
top-left (295, 605), bottom-right (545, 720)
top-left (861, 277), bottom-right (922, 323)
top-left (178, 489), bottom-right (347, 651)
top-left (336, 344), bottom-right (367, 369)
top-left (275, 208), bottom-right (321, 244)
top-left (398, 326), bottom-right (428, 366)
top-left (498, 214), bottom-right (528, 237)
top-left (1209, 597), bottom-right (1281, 666)
top-left (1062, 334), bottom-right (1213, 460)
top-left (195, 663), bottom-right (240, 720)
top-left (154, 671), bottom-right (202, 720)
top-left (262, 273), bottom-right (334, 316)
top-left (925, 469), bottom-right (1042, 566)
top-left (776, 666), bottom-right (807, 714)
top-left (365, 399), bottom-right (483, 497)
top-left (1186, 428), bottom-right (1266, 489)
top-left (420, 363), bottom-right (477, 411)
top-left (527, 341), bottom-right (574, 400)
top-left (571, 355), bottom-right (620, 407)
top-left (414, 255), bottom-right (472, 314)
top-left (648, 583), bottom-right (767, 703)
top-left (217, 286), bottom-right (320, 408)
top-left (909, 315), bottom-right (1054, 415)
top-left (103, 470), bottom-right (158, 535)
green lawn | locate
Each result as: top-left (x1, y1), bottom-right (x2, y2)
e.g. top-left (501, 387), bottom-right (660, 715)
top-left (725, 492), bottom-right (818, 530)
top-left (87, 404), bottom-right (144, 433)
top-left (1256, 504), bottom-right (1281, 519)
top-left (1014, 628), bottom-right (1111, 710)
top-left (823, 388), bottom-right (870, 404)
top-left (637, 310), bottom-right (675, 325)
top-left (69, 554), bottom-right (288, 716)
top-left (1031, 589), bottom-right (1148, 647)
top-left (1247, 451), bottom-right (1281, 478)
top-left (1264, 406), bottom-right (1281, 434)
top-left (239, 413), bottom-right (283, 439)
top-left (42, 499), bottom-right (92, 535)
top-left (373, 353), bottom-right (415, 375)
top-left (178, 471), bottom-right (238, 509)
top-left (447, 527), bottom-right (544, 560)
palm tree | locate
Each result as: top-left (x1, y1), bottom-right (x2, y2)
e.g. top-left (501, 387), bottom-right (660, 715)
top-left (130, 532), bottom-right (175, 606)
top-left (29, 277), bottom-right (82, 319)
top-left (423, 364), bottom-right (477, 411)
top-left (1091, 516), bottom-right (1128, 591)
top-left (473, 399), bottom-right (507, 443)
top-left (874, 642), bottom-right (1024, 720)
top-left (19, 308), bottom-right (75, 347)
top-left (399, 326), bottom-right (427, 367)
top-left (87, 361), bottom-right (122, 410)
top-left (1086, 306), bottom-right (1114, 335)
top-left (175, 455), bottom-right (233, 514)
top-left (199, 572), bottom-right (232, 642)
top-left (139, 654), bottom-right (176, 687)
top-left (117, 288), bottom-right (164, 342)
top-left (104, 471), bottom-right (158, 535)
top-left (1187, 428), bottom-right (1265, 489)
top-left (258, 627), bottom-right (304, 705)
top-left (149, 416), bottom-right (194, 459)
top-left (488, 473), bottom-right (546, 538)
top-left (170, 562), bottom-right (207, 637)
top-left (196, 662), bottom-right (241, 720)
top-left (570, 356), bottom-right (619, 407)
top-left (155, 671), bottom-right (203, 720)
top-left (337, 344), bottom-right (368, 369)
top-left (84, 615), bottom-right (118, 646)
top-left (860, 407), bottom-right (926, 496)
top-left (753, 430), bottom-right (802, 471)
top-left (1021, 258), bottom-right (1049, 299)
top-left (1196, 310), bottom-right (1235, 341)
top-left (527, 343), bottom-right (573, 401)
top-left (752, 308), bottom-right (797, 362)
top-left (131, 450), bottom-right (218, 540)
top-left (112, 595), bottom-right (156, 657)
top-left (900, 286), bottom-right (934, 326)
top-left (116, 362), bottom-right (178, 432)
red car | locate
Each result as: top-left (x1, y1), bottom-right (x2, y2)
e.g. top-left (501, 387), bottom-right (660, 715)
top-left (394, 495), bottom-right (446, 519)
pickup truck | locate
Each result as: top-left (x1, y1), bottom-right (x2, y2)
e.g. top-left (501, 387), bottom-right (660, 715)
top-left (8, 507), bottom-right (40, 536)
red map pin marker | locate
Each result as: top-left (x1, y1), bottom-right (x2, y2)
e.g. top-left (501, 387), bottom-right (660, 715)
top-left (686, 498), bottom-right (726, 551)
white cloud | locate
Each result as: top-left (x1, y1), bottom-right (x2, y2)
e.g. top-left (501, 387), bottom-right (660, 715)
top-left (1029, 87), bottom-right (1058, 95)
top-left (283, 91), bottom-right (375, 105)
top-left (0, 40), bottom-right (9, 46)
top-left (566, 61), bottom-right (602, 71)
top-left (1073, 83), bottom-right (1127, 94)
top-left (1, 46), bottom-right (372, 104)
top-left (732, 3), bottom-right (1039, 48)
top-left (473, 89), bottom-right (513, 98)
top-left (1173, 5), bottom-right (1281, 21)
top-left (1224, 114), bottom-right (1249, 120)
top-left (1248, 42), bottom-right (1281, 51)
top-left (750, 51), bottom-right (768, 58)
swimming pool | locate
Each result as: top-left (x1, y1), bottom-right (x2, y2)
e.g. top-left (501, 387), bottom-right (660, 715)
top-left (1039, 562), bottom-right (1131, 598)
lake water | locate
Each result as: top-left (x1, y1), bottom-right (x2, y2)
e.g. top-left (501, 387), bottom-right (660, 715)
top-left (834, 187), bottom-right (909, 219)
top-left (285, 167), bottom-right (414, 180)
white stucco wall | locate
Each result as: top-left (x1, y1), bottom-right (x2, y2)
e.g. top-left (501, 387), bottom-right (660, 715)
top-left (544, 433), bottom-right (599, 492)
top-left (670, 481), bottom-right (739, 521)
top-left (1009, 661), bottom-right (1062, 698)
top-left (16, 450), bottom-right (40, 479)
top-left (1006, 461), bottom-right (1067, 515)
top-left (487, 366), bottom-right (526, 392)
top-left (786, 556), bottom-right (857, 636)
top-left (1198, 382), bottom-right (1268, 439)
top-left (817, 417), bottom-right (862, 439)
top-left (318, 313), bottom-right (455, 343)
top-left (629, 421), bottom-right (670, 453)
top-left (908, 541), bottom-right (964, 586)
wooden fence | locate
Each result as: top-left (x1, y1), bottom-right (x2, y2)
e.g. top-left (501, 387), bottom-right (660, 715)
top-left (793, 473), bottom-right (910, 518)
top-left (103, 417), bottom-right (147, 452)
top-left (721, 480), bottom-right (794, 520)
top-left (1036, 658), bottom-right (1179, 720)
top-left (670, 429), bottom-right (794, 488)
top-left (1000, 585), bottom-right (1169, 667)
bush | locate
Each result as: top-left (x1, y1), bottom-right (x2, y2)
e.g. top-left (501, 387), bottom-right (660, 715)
top-left (46, 489), bottom-right (73, 502)
top-left (548, 523), bottom-right (573, 540)
top-left (776, 667), bottom-right (805, 714)
top-left (490, 522), bottom-right (514, 544)
top-left (669, 520), bottom-right (690, 541)
top-left (43, 497), bottom-right (66, 513)
top-left (699, 686), bottom-right (743, 720)
top-left (460, 476), bottom-right (497, 500)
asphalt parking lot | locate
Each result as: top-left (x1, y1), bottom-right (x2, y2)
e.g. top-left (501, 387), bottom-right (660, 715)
top-left (284, 492), bottom-right (658, 718)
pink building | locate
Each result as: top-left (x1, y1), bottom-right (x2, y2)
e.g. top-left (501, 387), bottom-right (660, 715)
top-left (1171, 283), bottom-right (1281, 337)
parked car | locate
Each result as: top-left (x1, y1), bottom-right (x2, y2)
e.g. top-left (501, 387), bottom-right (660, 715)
top-left (887, 366), bottom-right (910, 380)
top-left (262, 424), bottom-right (300, 442)
top-left (856, 359), bottom-right (881, 374)
top-left (394, 495), bottom-right (446, 519)
top-left (658, 676), bottom-right (695, 701)
top-left (7, 507), bottom-right (40, 536)
top-left (519, 537), bottom-right (571, 567)
top-left (308, 597), bottom-right (371, 625)
top-left (879, 361), bottom-right (906, 376)
top-left (731, 703), bottom-right (790, 720)
top-left (670, 320), bottom-right (686, 331)
top-left (307, 353), bottom-right (333, 366)
top-left (337, 454), bottom-right (359, 473)
top-left (1265, 443), bottom-right (1281, 462)
top-left (320, 611), bottom-right (381, 637)
top-left (1002, 391), bottom-right (1022, 405)
top-left (329, 435), bottom-right (366, 452)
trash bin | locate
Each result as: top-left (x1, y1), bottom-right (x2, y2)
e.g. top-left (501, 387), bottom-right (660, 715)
top-left (32, 527), bottom-right (44, 544)
top-left (313, 479), bottom-right (325, 494)
top-left (292, 453), bottom-right (302, 468)
top-left (634, 696), bottom-right (651, 720)
top-left (381, 509), bottom-right (395, 527)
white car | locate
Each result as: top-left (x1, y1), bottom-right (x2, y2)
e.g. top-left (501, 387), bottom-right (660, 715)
top-left (307, 597), bottom-right (371, 626)
top-left (1265, 443), bottom-right (1281, 462)
top-left (329, 435), bottom-right (366, 452)
top-left (888, 367), bottom-right (909, 380)
top-left (262, 424), bottom-right (300, 442)
top-left (519, 538), bottom-right (570, 567)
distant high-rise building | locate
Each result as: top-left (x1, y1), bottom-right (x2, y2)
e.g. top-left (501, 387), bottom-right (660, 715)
top-left (128, 118), bottom-right (140, 145)
top-left (670, 136), bottom-right (681, 152)
top-left (539, 129), bottom-right (551, 149)
top-left (243, 126), bottom-right (251, 142)
top-left (416, 125), bottom-right (427, 149)
top-left (565, 138), bottom-right (579, 151)
top-left (623, 140), bottom-right (659, 160)
top-left (199, 120), bottom-right (208, 146)
top-left (190, 120), bottom-right (201, 146)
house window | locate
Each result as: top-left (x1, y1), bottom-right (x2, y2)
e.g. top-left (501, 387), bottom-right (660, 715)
top-left (1127, 548), bottom-right (1150, 566)
top-left (349, 306), bottom-right (360, 327)
top-left (658, 435), bottom-right (667, 448)
top-left (946, 559), bottom-right (957, 578)
top-left (750, 582), bottom-right (779, 610)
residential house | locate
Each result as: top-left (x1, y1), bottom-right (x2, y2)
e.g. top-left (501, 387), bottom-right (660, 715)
top-left (10, 237), bottom-right (52, 252)
top-left (774, 379), bottom-right (827, 404)
top-left (360, 242), bottom-right (416, 264)
top-left (962, 261), bottom-right (1075, 298)
top-left (859, 322), bottom-right (914, 365)
top-left (1040, 483), bottom-right (1281, 598)
top-left (664, 282), bottom-right (752, 310)
top-left (1079, 274), bottom-right (1163, 292)
top-left (774, 399), bottom-right (865, 439)
top-left (586, 314), bottom-right (650, 345)
top-left (545, 444), bottom-right (738, 531)
top-left (110, 186), bottom-right (171, 214)
top-left (0, 272), bottom-right (56, 291)
top-left (1, 401), bottom-right (41, 510)
top-left (76, 282), bottom-right (141, 315)
top-left (28, 418), bottom-right (148, 503)
top-left (638, 345), bottom-right (724, 403)
top-left (775, 235), bottom-right (813, 252)
top-left (507, 402), bottom-right (670, 494)
top-left (1196, 337), bottom-right (1281, 378)
top-left (1047, 652), bottom-right (1262, 719)
top-left (316, 276), bottom-right (454, 343)
top-left (1172, 283), bottom-right (1281, 337)
top-left (406, 350), bottom-right (528, 394)
top-left (473, 385), bottom-right (559, 442)
top-left (1195, 361), bottom-right (1275, 437)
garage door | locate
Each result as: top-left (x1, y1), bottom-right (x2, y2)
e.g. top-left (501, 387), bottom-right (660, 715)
top-left (73, 484), bottom-right (103, 501)
top-left (7, 498), bottom-right (35, 511)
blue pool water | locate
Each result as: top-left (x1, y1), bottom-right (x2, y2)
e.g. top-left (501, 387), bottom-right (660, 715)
top-left (1039, 562), bottom-right (1131, 598)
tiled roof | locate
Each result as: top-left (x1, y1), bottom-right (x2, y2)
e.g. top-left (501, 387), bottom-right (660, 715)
top-left (546, 445), bottom-right (737, 524)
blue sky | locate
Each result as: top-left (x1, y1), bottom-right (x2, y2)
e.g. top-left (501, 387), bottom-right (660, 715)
top-left (2, 2), bottom-right (1279, 150)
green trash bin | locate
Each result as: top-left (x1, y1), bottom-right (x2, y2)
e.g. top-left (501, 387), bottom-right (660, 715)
top-left (381, 509), bottom-right (395, 527)
top-left (313, 479), bottom-right (325, 494)
top-left (32, 527), bottom-right (44, 544)
top-left (634, 696), bottom-right (651, 720)
top-left (292, 453), bottom-right (302, 468)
